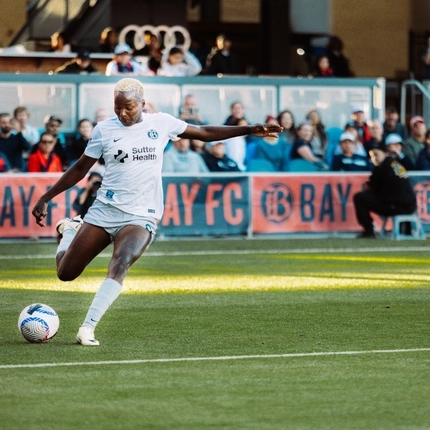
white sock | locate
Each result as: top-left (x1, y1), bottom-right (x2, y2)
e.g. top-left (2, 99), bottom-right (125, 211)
top-left (56, 228), bottom-right (76, 255)
top-left (82, 278), bottom-right (122, 329)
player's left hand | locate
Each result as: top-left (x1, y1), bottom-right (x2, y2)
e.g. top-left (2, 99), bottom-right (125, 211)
top-left (249, 123), bottom-right (283, 137)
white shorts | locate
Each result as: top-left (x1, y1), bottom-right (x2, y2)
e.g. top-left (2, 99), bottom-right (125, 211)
top-left (84, 199), bottom-right (158, 243)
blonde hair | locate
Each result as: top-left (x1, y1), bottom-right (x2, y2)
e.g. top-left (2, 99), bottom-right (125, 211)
top-left (114, 78), bottom-right (144, 99)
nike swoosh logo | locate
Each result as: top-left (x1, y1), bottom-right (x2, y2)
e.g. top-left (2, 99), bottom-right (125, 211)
top-left (113, 137), bottom-right (123, 142)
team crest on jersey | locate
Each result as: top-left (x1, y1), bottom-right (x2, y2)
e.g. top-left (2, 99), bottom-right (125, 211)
top-left (148, 129), bottom-right (158, 139)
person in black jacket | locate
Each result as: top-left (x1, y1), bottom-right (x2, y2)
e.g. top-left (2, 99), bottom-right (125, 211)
top-left (54, 49), bottom-right (99, 75)
top-left (202, 141), bottom-right (240, 172)
top-left (353, 141), bottom-right (417, 238)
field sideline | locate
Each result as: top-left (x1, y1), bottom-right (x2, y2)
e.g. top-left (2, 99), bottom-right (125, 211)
top-left (1, 237), bottom-right (430, 429)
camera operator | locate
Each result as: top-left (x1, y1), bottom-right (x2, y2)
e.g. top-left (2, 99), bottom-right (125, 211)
top-left (72, 171), bottom-right (103, 217)
top-left (178, 94), bottom-right (207, 125)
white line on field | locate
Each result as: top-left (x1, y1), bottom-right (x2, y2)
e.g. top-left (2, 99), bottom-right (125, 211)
top-left (1, 348), bottom-right (429, 370)
top-left (2, 246), bottom-right (430, 260)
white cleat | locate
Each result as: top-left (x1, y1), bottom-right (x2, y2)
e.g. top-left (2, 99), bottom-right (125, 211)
top-left (56, 215), bottom-right (84, 235)
top-left (76, 326), bottom-right (100, 346)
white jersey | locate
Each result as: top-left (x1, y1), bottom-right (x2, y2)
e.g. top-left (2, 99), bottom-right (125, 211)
top-left (85, 113), bottom-right (187, 219)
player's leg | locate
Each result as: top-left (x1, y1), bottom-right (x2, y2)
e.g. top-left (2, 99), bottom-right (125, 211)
top-left (56, 222), bottom-right (112, 281)
top-left (77, 224), bottom-right (153, 346)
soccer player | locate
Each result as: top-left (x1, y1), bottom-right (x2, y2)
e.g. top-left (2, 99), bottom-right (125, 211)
top-left (31, 78), bottom-right (282, 346)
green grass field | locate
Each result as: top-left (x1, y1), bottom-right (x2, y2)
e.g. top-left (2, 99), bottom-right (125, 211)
top-left (1, 237), bottom-right (430, 429)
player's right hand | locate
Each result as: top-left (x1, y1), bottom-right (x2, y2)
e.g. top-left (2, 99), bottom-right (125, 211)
top-left (32, 200), bottom-right (48, 227)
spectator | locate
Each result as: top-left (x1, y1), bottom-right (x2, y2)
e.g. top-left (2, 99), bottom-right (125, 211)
top-left (277, 110), bottom-right (296, 145)
top-left (365, 119), bottom-right (384, 155)
top-left (142, 102), bottom-right (157, 114)
top-left (179, 94), bottom-right (206, 125)
top-left (54, 49), bottom-right (99, 74)
top-left (224, 117), bottom-right (248, 171)
top-left (290, 120), bottom-right (328, 169)
top-left (50, 31), bottom-right (72, 53)
top-left (403, 116), bottom-right (426, 164)
top-left (162, 138), bottom-right (209, 173)
top-left (190, 138), bottom-right (207, 155)
top-left (27, 132), bottom-right (63, 172)
top-left (306, 109), bottom-right (328, 159)
top-left (224, 101), bottom-right (246, 126)
top-left (325, 35), bottom-right (354, 77)
top-left (349, 106), bottom-right (371, 146)
top-left (202, 141), bottom-right (240, 172)
top-left (331, 132), bottom-right (372, 171)
top-left (157, 47), bottom-right (202, 77)
top-left (206, 34), bottom-right (241, 75)
top-left (421, 35), bottom-right (430, 79)
top-left (73, 171), bottom-right (103, 217)
top-left (133, 32), bottom-right (162, 74)
top-left (13, 106), bottom-right (39, 147)
top-left (253, 115), bottom-right (289, 171)
top-left (353, 140), bottom-right (417, 238)
top-left (0, 153), bottom-right (11, 172)
top-left (415, 129), bottom-right (430, 170)
top-left (98, 27), bottom-right (118, 54)
top-left (313, 55), bottom-right (334, 77)
top-left (66, 119), bottom-right (94, 165)
top-left (382, 106), bottom-right (408, 142)
top-left (334, 122), bottom-right (367, 158)
top-left (384, 133), bottom-right (415, 170)
top-left (105, 44), bottom-right (154, 76)
top-left (0, 112), bottom-right (30, 171)
top-left (93, 108), bottom-right (110, 125)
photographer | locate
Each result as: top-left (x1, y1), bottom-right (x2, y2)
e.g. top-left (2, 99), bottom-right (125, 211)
top-left (178, 94), bottom-right (207, 125)
top-left (72, 171), bottom-right (103, 217)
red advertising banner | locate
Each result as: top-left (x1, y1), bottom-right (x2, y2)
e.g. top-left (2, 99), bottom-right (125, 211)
top-left (0, 174), bottom-right (84, 238)
top-left (1, 173), bottom-right (430, 238)
top-left (251, 173), bottom-right (368, 234)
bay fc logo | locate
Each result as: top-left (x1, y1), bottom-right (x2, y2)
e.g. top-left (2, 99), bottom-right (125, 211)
top-left (260, 183), bottom-right (293, 223)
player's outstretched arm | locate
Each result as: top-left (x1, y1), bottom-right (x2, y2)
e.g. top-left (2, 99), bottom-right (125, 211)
top-left (32, 155), bottom-right (97, 227)
top-left (179, 123), bottom-right (283, 142)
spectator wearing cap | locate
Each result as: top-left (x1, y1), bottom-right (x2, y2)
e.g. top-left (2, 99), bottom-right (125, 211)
top-left (331, 132), bottom-right (372, 171)
top-left (382, 106), bottom-right (408, 142)
top-left (334, 122), bottom-right (367, 158)
top-left (353, 139), bottom-right (417, 238)
top-left (37, 115), bottom-right (68, 168)
top-left (202, 141), bottom-right (240, 172)
top-left (349, 105), bottom-right (371, 146)
top-left (54, 49), bottom-right (99, 74)
top-left (403, 116), bottom-right (426, 164)
top-left (385, 133), bottom-right (415, 170)
top-left (105, 43), bottom-right (153, 76)
top-left (415, 129), bottom-right (430, 170)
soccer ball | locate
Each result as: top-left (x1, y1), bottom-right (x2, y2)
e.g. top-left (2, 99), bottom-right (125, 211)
top-left (18, 303), bottom-right (60, 343)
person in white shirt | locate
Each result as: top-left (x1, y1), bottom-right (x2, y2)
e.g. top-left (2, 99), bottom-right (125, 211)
top-left (105, 43), bottom-right (154, 76)
top-left (157, 47), bottom-right (202, 77)
top-left (31, 78), bottom-right (282, 347)
top-left (162, 137), bottom-right (209, 173)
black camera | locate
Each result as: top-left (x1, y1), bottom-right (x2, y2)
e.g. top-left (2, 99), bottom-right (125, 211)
top-left (92, 180), bottom-right (102, 188)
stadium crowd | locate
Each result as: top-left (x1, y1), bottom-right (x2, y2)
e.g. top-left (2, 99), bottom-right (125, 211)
top-left (0, 102), bottom-right (429, 175)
